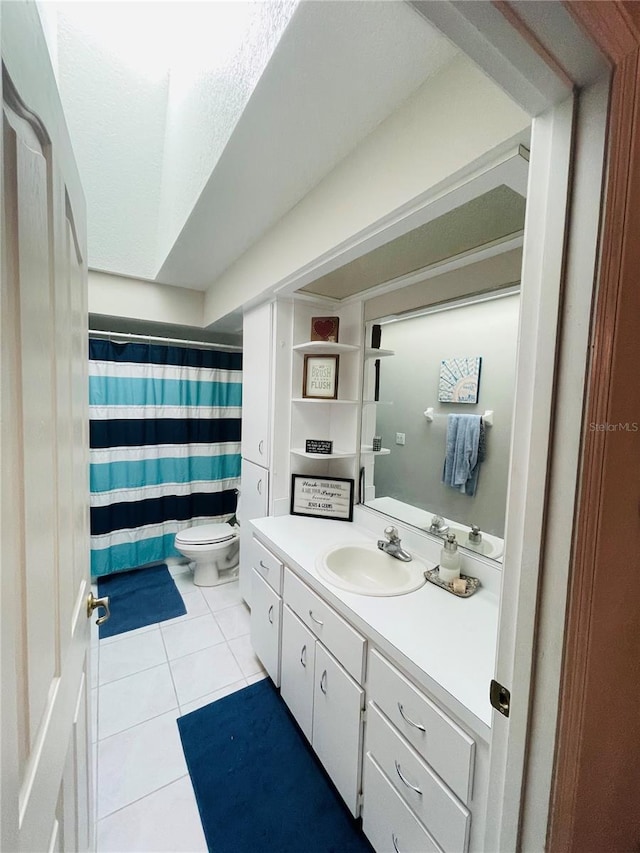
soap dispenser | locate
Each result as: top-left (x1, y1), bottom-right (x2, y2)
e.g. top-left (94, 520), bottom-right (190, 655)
top-left (439, 533), bottom-right (461, 583)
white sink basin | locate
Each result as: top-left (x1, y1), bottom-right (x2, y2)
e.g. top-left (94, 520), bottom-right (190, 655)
top-left (316, 543), bottom-right (426, 596)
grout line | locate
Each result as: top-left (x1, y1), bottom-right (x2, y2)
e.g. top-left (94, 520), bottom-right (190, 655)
top-left (97, 772), bottom-right (191, 824)
top-left (97, 702), bottom-right (181, 744)
top-left (158, 618), bottom-right (181, 711)
top-left (97, 658), bottom-right (171, 691)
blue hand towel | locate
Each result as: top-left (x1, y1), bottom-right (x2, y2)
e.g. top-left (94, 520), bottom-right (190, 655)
top-left (442, 414), bottom-right (483, 495)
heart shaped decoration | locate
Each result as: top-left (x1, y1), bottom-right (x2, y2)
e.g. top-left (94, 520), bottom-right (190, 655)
top-left (311, 316), bottom-right (339, 341)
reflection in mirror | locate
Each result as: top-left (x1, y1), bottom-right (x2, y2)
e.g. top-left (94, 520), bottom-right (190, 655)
top-left (361, 285), bottom-right (520, 562)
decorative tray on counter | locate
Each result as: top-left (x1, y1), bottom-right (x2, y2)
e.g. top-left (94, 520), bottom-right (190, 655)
top-left (424, 567), bottom-right (481, 598)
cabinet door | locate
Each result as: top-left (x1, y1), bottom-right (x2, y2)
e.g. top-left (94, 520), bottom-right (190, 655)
top-left (312, 643), bottom-right (365, 816)
top-left (280, 606), bottom-right (316, 742)
top-left (250, 569), bottom-right (281, 686)
top-left (238, 459), bottom-right (269, 606)
top-left (242, 302), bottom-right (272, 465)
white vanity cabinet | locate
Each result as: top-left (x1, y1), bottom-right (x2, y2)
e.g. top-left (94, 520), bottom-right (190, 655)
top-left (249, 536), bottom-right (284, 686)
top-left (362, 649), bottom-right (475, 853)
top-left (279, 569), bottom-right (365, 816)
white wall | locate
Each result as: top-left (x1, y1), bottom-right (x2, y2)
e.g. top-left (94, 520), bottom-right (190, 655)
top-left (204, 55), bottom-right (530, 325)
top-left (88, 271), bottom-right (204, 328)
top-left (372, 293), bottom-right (520, 537)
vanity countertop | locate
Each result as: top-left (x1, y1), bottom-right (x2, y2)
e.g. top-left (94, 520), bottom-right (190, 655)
top-left (251, 514), bottom-right (499, 736)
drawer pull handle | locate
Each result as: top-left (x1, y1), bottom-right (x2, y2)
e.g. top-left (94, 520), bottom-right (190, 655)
top-left (392, 834), bottom-right (402, 853)
top-left (397, 702), bottom-right (426, 733)
top-left (259, 560), bottom-right (269, 571)
top-left (258, 439), bottom-right (264, 455)
top-left (257, 479), bottom-right (263, 495)
top-left (308, 610), bottom-right (324, 627)
top-left (268, 605), bottom-right (274, 624)
top-left (320, 670), bottom-right (327, 694)
top-left (394, 760), bottom-right (422, 796)
top-left (300, 644), bottom-right (307, 668)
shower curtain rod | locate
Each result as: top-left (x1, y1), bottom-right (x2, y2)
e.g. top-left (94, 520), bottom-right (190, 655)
top-left (88, 329), bottom-right (242, 352)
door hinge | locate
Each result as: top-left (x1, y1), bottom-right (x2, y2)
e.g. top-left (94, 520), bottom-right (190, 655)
top-left (360, 706), bottom-right (367, 724)
top-left (357, 791), bottom-right (364, 814)
top-left (490, 679), bottom-right (511, 717)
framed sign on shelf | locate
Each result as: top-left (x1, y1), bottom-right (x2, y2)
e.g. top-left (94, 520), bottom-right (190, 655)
top-left (303, 354), bottom-right (339, 399)
top-left (290, 475), bottom-right (354, 522)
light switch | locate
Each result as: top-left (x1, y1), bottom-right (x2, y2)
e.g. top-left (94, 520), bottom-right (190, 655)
top-left (395, 432), bottom-right (405, 445)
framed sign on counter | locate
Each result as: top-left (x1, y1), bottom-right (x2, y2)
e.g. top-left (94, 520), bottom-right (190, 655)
top-left (290, 475), bottom-right (354, 522)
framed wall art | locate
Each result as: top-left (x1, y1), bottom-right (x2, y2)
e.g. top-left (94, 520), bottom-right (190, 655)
top-left (290, 474), bottom-right (354, 521)
top-left (303, 354), bottom-right (339, 399)
top-left (438, 356), bottom-right (482, 404)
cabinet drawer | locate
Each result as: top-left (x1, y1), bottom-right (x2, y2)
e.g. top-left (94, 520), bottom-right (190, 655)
top-left (368, 649), bottom-right (474, 803)
top-left (366, 703), bottom-right (470, 853)
top-left (363, 755), bottom-right (442, 853)
top-left (250, 569), bottom-right (281, 687)
top-left (284, 568), bottom-right (365, 683)
top-left (252, 537), bottom-right (283, 594)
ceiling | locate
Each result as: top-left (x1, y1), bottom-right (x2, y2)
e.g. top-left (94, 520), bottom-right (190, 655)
top-left (50, 1), bottom-right (458, 290)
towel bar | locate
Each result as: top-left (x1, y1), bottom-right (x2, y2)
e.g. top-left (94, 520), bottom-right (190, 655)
top-left (423, 407), bottom-right (494, 426)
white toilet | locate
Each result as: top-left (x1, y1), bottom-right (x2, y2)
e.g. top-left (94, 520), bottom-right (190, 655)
top-left (174, 523), bottom-right (240, 587)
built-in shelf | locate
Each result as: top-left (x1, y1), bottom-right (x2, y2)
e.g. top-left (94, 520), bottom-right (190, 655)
top-left (291, 398), bottom-right (359, 404)
top-left (364, 348), bottom-right (395, 358)
top-left (360, 446), bottom-right (391, 456)
top-left (293, 341), bottom-right (360, 354)
top-left (291, 448), bottom-right (357, 459)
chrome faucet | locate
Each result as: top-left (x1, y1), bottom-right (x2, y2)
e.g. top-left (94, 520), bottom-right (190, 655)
top-left (377, 526), bottom-right (412, 562)
top-left (428, 514), bottom-right (449, 536)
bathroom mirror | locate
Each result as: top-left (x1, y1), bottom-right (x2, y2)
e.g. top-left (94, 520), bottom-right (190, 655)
top-left (299, 153), bottom-right (529, 562)
top-left (361, 282), bottom-right (520, 562)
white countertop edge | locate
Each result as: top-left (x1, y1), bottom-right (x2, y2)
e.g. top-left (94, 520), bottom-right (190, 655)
top-left (250, 515), bottom-right (496, 739)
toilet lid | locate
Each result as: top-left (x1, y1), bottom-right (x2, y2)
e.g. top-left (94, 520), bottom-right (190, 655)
top-left (175, 523), bottom-right (237, 545)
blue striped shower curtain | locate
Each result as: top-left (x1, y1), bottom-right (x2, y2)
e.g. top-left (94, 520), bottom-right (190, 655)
top-left (89, 339), bottom-right (242, 576)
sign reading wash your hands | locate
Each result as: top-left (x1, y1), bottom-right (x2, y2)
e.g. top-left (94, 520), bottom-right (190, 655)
top-left (290, 475), bottom-right (354, 522)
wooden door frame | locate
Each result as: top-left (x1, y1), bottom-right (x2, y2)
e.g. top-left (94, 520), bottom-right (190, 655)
top-left (549, 3), bottom-right (640, 850)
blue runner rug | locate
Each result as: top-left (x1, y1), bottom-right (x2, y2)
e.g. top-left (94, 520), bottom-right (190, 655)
top-left (97, 564), bottom-right (186, 639)
top-left (178, 679), bottom-right (374, 853)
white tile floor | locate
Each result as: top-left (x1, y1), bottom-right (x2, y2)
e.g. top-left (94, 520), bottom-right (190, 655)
top-left (92, 564), bottom-right (266, 852)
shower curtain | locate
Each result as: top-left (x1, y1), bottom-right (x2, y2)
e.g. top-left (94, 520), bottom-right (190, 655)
top-left (89, 339), bottom-right (242, 576)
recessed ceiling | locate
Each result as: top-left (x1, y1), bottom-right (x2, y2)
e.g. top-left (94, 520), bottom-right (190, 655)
top-left (50, 1), bottom-right (458, 288)
top-left (300, 184), bottom-right (526, 300)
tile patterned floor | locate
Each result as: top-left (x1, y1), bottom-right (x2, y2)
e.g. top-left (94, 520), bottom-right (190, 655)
top-left (92, 565), bottom-right (265, 852)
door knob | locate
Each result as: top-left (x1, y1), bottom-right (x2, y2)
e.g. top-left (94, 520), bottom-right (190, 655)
top-left (87, 592), bottom-right (110, 625)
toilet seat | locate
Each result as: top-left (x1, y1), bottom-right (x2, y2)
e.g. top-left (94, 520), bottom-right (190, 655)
top-left (175, 523), bottom-right (237, 547)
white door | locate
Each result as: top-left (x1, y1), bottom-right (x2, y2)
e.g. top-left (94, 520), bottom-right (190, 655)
top-left (249, 569), bottom-right (281, 686)
top-left (312, 643), bottom-right (364, 817)
top-left (1, 5), bottom-right (93, 851)
top-left (241, 302), bottom-right (272, 466)
top-left (280, 605), bottom-right (316, 742)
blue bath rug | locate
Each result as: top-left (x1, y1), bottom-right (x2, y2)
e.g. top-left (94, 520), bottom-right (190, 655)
top-left (97, 564), bottom-right (186, 639)
top-left (178, 679), bottom-right (374, 853)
